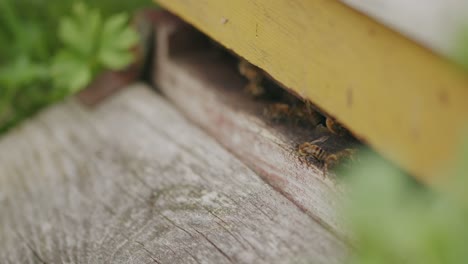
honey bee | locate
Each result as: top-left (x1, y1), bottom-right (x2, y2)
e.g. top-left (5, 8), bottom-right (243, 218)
top-left (322, 148), bottom-right (357, 170)
top-left (291, 101), bottom-right (323, 127)
top-left (238, 59), bottom-right (265, 97)
top-left (297, 136), bottom-right (356, 171)
top-left (325, 117), bottom-right (348, 136)
top-left (264, 101), bottom-right (322, 126)
top-left (297, 136), bottom-right (329, 162)
top-left (263, 103), bottom-right (291, 121)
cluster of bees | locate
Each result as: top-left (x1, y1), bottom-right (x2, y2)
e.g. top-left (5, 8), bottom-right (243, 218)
top-left (238, 59), bottom-right (357, 172)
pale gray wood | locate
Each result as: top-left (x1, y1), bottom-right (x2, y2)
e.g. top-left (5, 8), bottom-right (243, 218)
top-left (0, 84), bottom-right (346, 263)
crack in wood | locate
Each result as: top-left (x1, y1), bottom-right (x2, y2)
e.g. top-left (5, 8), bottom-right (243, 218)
top-left (134, 240), bottom-right (163, 264)
top-left (192, 228), bottom-right (235, 264)
top-left (15, 231), bottom-right (48, 264)
top-left (0, 85), bottom-right (347, 263)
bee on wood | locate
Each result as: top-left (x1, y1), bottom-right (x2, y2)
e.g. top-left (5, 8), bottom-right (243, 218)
top-left (322, 148), bottom-right (357, 170)
top-left (264, 101), bottom-right (323, 127)
top-left (325, 117), bottom-right (348, 136)
top-left (297, 136), bottom-right (356, 171)
top-left (238, 59), bottom-right (265, 97)
top-left (297, 136), bottom-right (329, 162)
top-left (291, 101), bottom-right (323, 127)
top-left (263, 103), bottom-right (291, 121)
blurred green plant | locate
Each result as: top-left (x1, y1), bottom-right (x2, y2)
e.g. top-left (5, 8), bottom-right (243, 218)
top-left (342, 139), bottom-right (468, 264)
top-left (0, 0), bottom-right (152, 134)
top-left (52, 3), bottom-right (139, 92)
top-left (453, 23), bottom-right (468, 70)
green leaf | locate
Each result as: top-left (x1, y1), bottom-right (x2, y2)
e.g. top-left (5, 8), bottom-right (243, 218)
top-left (102, 13), bottom-right (129, 37)
top-left (343, 137), bottom-right (468, 264)
top-left (57, 3), bottom-right (139, 73)
top-left (51, 51), bottom-right (92, 93)
top-left (0, 56), bottom-right (48, 87)
top-left (98, 49), bottom-right (135, 70)
top-left (0, 0), bottom-right (153, 134)
top-left (58, 2), bottom-right (102, 57)
top-left (97, 13), bottom-right (139, 69)
top-left (102, 13), bottom-right (139, 48)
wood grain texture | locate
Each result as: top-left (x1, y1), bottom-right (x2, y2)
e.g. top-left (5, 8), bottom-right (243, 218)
top-left (0, 84), bottom-right (346, 263)
top-left (152, 18), bottom-right (353, 240)
top-left (155, 0), bottom-right (468, 182)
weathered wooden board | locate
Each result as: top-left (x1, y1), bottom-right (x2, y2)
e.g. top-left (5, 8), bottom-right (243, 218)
top-left (0, 85), bottom-right (346, 263)
top-left (152, 16), bottom-right (351, 239)
top-left (154, 0), bottom-right (468, 182)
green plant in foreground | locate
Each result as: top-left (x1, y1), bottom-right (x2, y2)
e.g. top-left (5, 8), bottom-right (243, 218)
top-left (342, 139), bottom-right (468, 264)
top-left (453, 22), bottom-right (468, 70)
top-left (52, 3), bottom-right (139, 92)
top-left (0, 0), bottom-right (151, 134)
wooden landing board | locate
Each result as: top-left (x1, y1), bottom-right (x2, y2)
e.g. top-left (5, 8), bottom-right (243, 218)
top-left (155, 0), bottom-right (468, 182)
top-left (151, 15), bottom-right (351, 239)
top-left (0, 85), bottom-right (346, 263)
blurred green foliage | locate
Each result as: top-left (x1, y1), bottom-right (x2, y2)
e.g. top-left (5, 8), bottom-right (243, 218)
top-left (0, 0), bottom-right (153, 134)
top-left (52, 3), bottom-right (139, 92)
top-left (342, 139), bottom-right (468, 264)
top-left (453, 23), bottom-right (468, 71)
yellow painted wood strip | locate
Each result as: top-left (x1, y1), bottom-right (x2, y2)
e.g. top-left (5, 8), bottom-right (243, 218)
top-left (343, 0), bottom-right (468, 56)
top-left (155, 0), bottom-right (468, 181)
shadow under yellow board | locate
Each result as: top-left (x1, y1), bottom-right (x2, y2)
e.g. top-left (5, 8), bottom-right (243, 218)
top-left (155, 0), bottom-right (468, 182)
